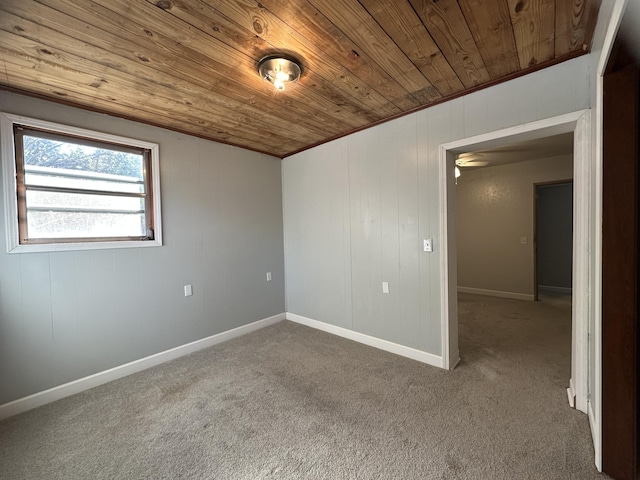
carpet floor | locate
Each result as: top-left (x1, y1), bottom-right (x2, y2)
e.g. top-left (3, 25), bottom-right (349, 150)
top-left (0, 293), bottom-right (608, 479)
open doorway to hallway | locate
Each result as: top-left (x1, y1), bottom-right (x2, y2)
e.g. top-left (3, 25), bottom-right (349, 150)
top-left (439, 110), bottom-right (595, 462)
top-left (454, 133), bottom-right (574, 304)
top-left (452, 134), bottom-right (581, 468)
top-left (453, 133), bottom-right (575, 397)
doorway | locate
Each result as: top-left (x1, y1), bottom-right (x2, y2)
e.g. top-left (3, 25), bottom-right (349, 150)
top-left (535, 181), bottom-right (574, 300)
top-left (438, 110), bottom-right (593, 416)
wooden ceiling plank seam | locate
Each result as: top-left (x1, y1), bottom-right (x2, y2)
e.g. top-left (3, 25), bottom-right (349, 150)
top-left (33, 0), bottom-right (369, 133)
top-left (408, 0), bottom-right (492, 89)
top-left (89, 0), bottom-right (381, 129)
top-left (457, 0), bottom-right (521, 79)
top-left (0, 36), bottom-right (305, 153)
top-left (304, 0), bottom-right (442, 104)
top-left (355, 0), bottom-right (464, 98)
top-left (507, 0), bottom-right (556, 69)
top-left (0, 9), bottom-right (326, 146)
top-left (254, 0), bottom-right (422, 111)
top-left (153, 0), bottom-right (403, 119)
top-left (555, 0), bottom-right (592, 58)
top-left (0, 81), bottom-right (284, 158)
top-left (17, 0), bottom-right (346, 139)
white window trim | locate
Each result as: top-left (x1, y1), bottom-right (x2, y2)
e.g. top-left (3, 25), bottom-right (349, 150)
top-left (1, 112), bottom-right (163, 253)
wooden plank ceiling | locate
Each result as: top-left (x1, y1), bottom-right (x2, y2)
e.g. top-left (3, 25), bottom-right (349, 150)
top-left (0, 0), bottom-right (601, 158)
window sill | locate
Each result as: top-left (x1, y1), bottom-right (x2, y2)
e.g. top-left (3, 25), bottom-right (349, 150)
top-left (7, 238), bottom-right (162, 254)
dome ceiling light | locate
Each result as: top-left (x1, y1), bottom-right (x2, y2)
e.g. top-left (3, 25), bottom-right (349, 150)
top-left (258, 55), bottom-right (302, 91)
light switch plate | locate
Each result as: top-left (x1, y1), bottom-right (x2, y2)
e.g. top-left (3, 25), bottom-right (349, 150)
top-left (423, 238), bottom-right (433, 252)
top-left (382, 282), bottom-right (389, 294)
top-left (184, 285), bottom-right (193, 297)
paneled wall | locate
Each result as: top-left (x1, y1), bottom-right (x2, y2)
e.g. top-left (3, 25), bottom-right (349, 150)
top-left (0, 91), bottom-right (285, 405)
top-left (283, 56), bottom-right (591, 359)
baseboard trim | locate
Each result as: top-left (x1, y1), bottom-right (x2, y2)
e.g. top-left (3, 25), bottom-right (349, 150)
top-left (567, 378), bottom-right (577, 408)
top-left (286, 312), bottom-right (444, 369)
top-left (0, 313), bottom-right (286, 420)
top-left (457, 286), bottom-right (535, 302)
top-left (538, 285), bottom-right (573, 295)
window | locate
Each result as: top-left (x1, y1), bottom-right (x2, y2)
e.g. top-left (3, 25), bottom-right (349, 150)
top-left (1, 113), bottom-right (162, 252)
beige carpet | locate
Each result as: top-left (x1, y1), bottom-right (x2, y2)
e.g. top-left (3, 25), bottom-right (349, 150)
top-left (0, 293), bottom-right (608, 479)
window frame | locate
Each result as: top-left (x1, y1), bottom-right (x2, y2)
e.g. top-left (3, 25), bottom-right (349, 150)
top-left (1, 112), bottom-right (163, 253)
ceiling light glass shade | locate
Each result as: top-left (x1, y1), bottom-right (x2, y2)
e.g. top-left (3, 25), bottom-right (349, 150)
top-left (258, 56), bottom-right (302, 91)
top-left (455, 166), bottom-right (461, 178)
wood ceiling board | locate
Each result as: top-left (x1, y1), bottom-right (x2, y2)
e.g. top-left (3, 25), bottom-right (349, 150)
top-left (0, 35), bottom-right (303, 155)
top-left (305, 0), bottom-right (442, 104)
top-left (28, 0), bottom-right (363, 141)
top-left (88, 0), bottom-right (375, 129)
top-left (555, 0), bottom-right (599, 57)
top-left (0, 9), bottom-right (325, 147)
top-left (0, 56), bottom-right (294, 154)
top-left (507, 0), bottom-right (555, 68)
top-left (257, 0), bottom-right (422, 111)
top-left (458, 0), bottom-right (520, 79)
top-left (2, 79), bottom-right (288, 158)
top-left (357, 0), bottom-right (464, 97)
top-left (409, 0), bottom-right (492, 88)
top-left (10, 0), bottom-right (345, 142)
top-left (151, 0), bottom-right (402, 120)
top-left (0, 0), bottom-right (601, 158)
top-left (37, 0), bottom-right (365, 138)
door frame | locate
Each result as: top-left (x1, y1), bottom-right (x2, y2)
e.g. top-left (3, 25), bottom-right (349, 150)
top-left (438, 109), bottom-right (593, 406)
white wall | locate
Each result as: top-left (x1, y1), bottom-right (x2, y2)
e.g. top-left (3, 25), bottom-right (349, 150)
top-left (0, 91), bottom-right (286, 405)
top-left (283, 56), bottom-right (590, 360)
top-left (456, 155), bottom-right (574, 299)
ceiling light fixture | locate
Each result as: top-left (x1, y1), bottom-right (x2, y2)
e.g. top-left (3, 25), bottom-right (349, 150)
top-left (258, 55), bottom-right (302, 91)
